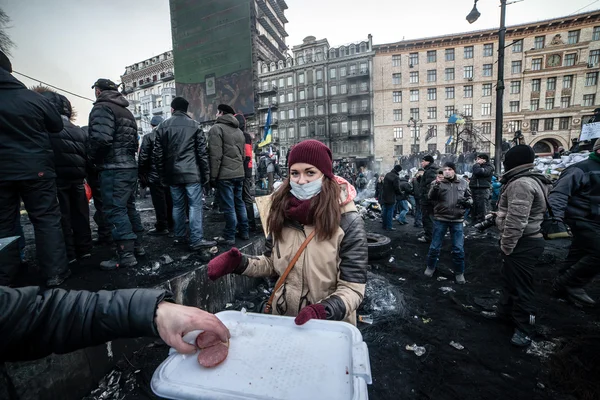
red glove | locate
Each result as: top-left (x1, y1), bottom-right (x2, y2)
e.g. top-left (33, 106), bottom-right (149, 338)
top-left (208, 248), bottom-right (242, 281)
top-left (294, 304), bottom-right (327, 325)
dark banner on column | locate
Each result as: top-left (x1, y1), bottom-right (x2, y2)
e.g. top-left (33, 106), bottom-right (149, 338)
top-left (170, 0), bottom-right (254, 122)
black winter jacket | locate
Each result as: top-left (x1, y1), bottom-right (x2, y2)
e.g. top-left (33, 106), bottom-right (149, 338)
top-left (381, 170), bottom-right (402, 205)
top-left (88, 90), bottom-right (138, 170)
top-left (154, 111), bottom-right (210, 185)
top-left (548, 156), bottom-right (600, 223)
top-left (0, 286), bottom-right (170, 362)
top-left (429, 176), bottom-right (472, 222)
top-left (0, 70), bottom-right (63, 181)
top-left (208, 114), bottom-right (245, 180)
top-left (470, 162), bottom-right (495, 189)
top-left (419, 163), bottom-right (439, 205)
top-left (396, 177), bottom-right (412, 201)
top-left (138, 129), bottom-right (160, 185)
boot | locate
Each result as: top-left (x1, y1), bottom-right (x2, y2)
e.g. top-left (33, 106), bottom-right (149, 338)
top-left (100, 240), bottom-right (138, 270)
top-left (134, 233), bottom-right (146, 256)
top-left (246, 204), bottom-right (257, 232)
top-left (565, 287), bottom-right (596, 305)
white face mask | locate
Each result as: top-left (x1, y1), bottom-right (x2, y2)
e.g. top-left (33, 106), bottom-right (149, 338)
top-left (290, 177), bottom-right (323, 200)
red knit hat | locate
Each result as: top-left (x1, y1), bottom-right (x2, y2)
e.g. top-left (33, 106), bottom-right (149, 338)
top-left (288, 139), bottom-right (334, 179)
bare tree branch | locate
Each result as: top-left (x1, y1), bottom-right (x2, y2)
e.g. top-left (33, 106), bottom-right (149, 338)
top-left (0, 8), bottom-right (15, 55)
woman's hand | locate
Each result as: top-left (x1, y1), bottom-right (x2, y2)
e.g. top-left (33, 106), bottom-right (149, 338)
top-left (294, 304), bottom-right (327, 325)
top-left (207, 248), bottom-right (243, 280)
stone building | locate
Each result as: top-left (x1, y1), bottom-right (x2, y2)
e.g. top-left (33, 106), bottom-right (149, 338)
top-left (256, 35), bottom-right (375, 166)
top-left (373, 10), bottom-right (600, 169)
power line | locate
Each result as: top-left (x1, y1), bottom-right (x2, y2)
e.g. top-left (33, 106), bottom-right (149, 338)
top-left (568, 0), bottom-right (600, 15)
top-left (12, 70), bottom-right (96, 102)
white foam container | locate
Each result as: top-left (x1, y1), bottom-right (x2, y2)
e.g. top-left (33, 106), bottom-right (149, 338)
top-left (151, 310), bottom-right (372, 400)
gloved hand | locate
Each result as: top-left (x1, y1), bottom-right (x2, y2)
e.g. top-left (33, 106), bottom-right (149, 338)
top-left (210, 179), bottom-right (218, 189)
top-left (294, 304), bottom-right (327, 325)
top-left (207, 248), bottom-right (242, 281)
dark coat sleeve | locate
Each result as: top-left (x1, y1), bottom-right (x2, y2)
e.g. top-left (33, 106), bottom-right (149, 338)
top-left (208, 125), bottom-right (224, 180)
top-left (88, 105), bottom-right (115, 165)
top-left (0, 286), bottom-right (170, 362)
top-left (548, 166), bottom-right (585, 219)
top-left (195, 128), bottom-right (210, 185)
top-left (138, 134), bottom-right (152, 175)
top-left (40, 96), bottom-right (64, 134)
top-left (393, 176), bottom-right (402, 195)
top-left (472, 163), bottom-right (494, 179)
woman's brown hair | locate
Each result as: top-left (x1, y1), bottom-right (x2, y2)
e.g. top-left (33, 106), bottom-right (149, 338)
top-left (267, 177), bottom-right (342, 241)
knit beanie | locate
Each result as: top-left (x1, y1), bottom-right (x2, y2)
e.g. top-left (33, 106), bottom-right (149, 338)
top-left (593, 139), bottom-right (600, 152)
top-left (0, 50), bottom-right (11, 73)
top-left (150, 116), bottom-right (164, 127)
top-left (393, 165), bottom-right (402, 173)
top-left (443, 161), bottom-right (456, 171)
top-left (218, 104), bottom-right (235, 115)
top-left (477, 153), bottom-right (490, 162)
top-left (503, 145), bottom-right (535, 172)
top-left (422, 155), bottom-right (434, 163)
top-left (287, 139), bottom-right (334, 179)
top-left (171, 97), bottom-right (189, 112)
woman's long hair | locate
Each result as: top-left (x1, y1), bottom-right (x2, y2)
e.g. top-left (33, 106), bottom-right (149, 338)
top-left (267, 177), bottom-right (342, 241)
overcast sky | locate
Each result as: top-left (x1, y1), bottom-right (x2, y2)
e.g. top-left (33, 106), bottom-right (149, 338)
top-left (2, 0), bottom-right (599, 124)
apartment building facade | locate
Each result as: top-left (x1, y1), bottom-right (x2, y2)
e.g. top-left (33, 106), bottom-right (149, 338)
top-left (256, 35), bottom-right (375, 165)
top-left (373, 10), bottom-right (600, 168)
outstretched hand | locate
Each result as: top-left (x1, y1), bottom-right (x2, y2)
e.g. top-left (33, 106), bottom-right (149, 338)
top-left (294, 304), bottom-right (327, 325)
top-left (207, 248), bottom-right (243, 281)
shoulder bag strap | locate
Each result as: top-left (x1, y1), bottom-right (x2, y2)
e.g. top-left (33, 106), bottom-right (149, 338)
top-left (264, 230), bottom-right (316, 314)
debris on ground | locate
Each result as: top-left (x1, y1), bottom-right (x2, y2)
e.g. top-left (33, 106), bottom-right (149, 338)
top-left (405, 344), bottom-right (426, 357)
top-left (439, 286), bottom-right (455, 294)
top-left (449, 341), bottom-right (465, 350)
top-left (527, 340), bottom-right (558, 359)
top-left (358, 272), bottom-right (407, 318)
top-left (358, 315), bottom-right (374, 324)
top-left (437, 276), bottom-right (448, 281)
top-left (159, 254), bottom-right (174, 265)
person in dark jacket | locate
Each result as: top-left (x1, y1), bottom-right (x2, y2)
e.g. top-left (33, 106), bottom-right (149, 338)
top-left (395, 175), bottom-right (412, 225)
top-left (356, 173), bottom-right (368, 193)
top-left (381, 165), bottom-right (403, 230)
top-left (40, 91), bottom-right (93, 262)
top-left (154, 97), bottom-right (216, 251)
top-left (418, 155), bottom-right (439, 243)
top-left (411, 168), bottom-right (424, 228)
top-left (374, 173), bottom-right (383, 200)
top-left (424, 162), bottom-right (472, 284)
top-left (550, 140), bottom-right (600, 306)
top-left (0, 285), bottom-right (230, 362)
top-left (88, 78), bottom-right (144, 270)
top-left (235, 113), bottom-right (257, 232)
top-left (208, 104), bottom-right (249, 245)
top-left (469, 153), bottom-right (495, 224)
top-left (139, 115), bottom-right (174, 236)
top-left (0, 52), bottom-right (70, 287)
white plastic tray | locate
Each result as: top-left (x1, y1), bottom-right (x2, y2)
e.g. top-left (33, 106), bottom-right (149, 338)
top-left (151, 310), bottom-right (372, 400)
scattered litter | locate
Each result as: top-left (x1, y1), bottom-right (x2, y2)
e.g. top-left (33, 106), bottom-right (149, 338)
top-left (437, 276), bottom-right (448, 281)
top-left (526, 340), bottom-right (558, 359)
top-left (439, 286), bottom-right (455, 294)
top-left (537, 382), bottom-right (545, 390)
top-left (358, 315), bottom-right (374, 324)
top-left (481, 311), bottom-right (496, 318)
top-left (413, 315), bottom-right (419, 319)
top-left (152, 261), bottom-right (160, 270)
top-left (501, 373), bottom-right (515, 380)
top-left (422, 318), bottom-right (432, 324)
top-left (405, 344), bottom-right (426, 357)
top-left (180, 254), bottom-right (191, 261)
top-left (209, 246), bottom-right (219, 254)
top-left (388, 257), bottom-right (395, 263)
top-left (414, 253), bottom-right (418, 257)
top-left (450, 341), bottom-right (465, 350)
top-left (462, 304), bottom-right (475, 310)
top-left (159, 254), bottom-right (174, 265)
top-left (358, 272), bottom-right (407, 318)
top-left (225, 303), bottom-right (233, 309)
top-left (398, 278), bottom-right (406, 282)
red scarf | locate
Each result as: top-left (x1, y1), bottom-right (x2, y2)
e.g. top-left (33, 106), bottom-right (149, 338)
top-left (285, 196), bottom-right (314, 226)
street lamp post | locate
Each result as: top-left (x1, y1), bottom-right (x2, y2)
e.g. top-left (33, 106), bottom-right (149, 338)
top-left (408, 117), bottom-right (424, 154)
top-left (467, 0), bottom-right (507, 174)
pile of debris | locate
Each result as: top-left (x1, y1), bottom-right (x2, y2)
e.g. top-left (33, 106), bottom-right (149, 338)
top-left (533, 151), bottom-right (590, 178)
top-left (355, 198), bottom-right (381, 221)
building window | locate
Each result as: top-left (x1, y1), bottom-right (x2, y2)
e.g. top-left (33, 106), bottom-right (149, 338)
top-left (567, 30), bottom-right (580, 44)
top-left (330, 122), bottom-right (339, 135)
top-left (427, 88), bottom-right (437, 100)
top-left (410, 71), bottom-right (419, 83)
top-left (317, 105), bottom-right (324, 115)
top-left (586, 72), bottom-right (599, 86)
top-left (481, 103), bottom-right (492, 116)
top-left (341, 102), bottom-right (347, 112)
top-left (445, 48), bottom-right (455, 61)
top-left (464, 66), bottom-right (474, 79)
top-left (445, 87), bottom-right (455, 99)
top-left (300, 107), bottom-right (306, 117)
top-left (393, 109), bottom-right (402, 121)
top-left (444, 68), bottom-right (455, 81)
top-left (427, 70), bottom-right (437, 82)
top-left (544, 118), bottom-right (554, 131)
top-left (510, 81), bottom-right (521, 94)
top-left (317, 87), bottom-right (324, 97)
top-left (428, 126), bottom-right (438, 138)
top-left (563, 75), bottom-right (573, 89)
top-left (464, 46), bottom-right (474, 59)
top-left (561, 96), bottom-right (571, 108)
top-left (287, 92), bottom-right (294, 102)
top-left (545, 98), bottom-right (554, 110)
top-left (531, 79), bottom-right (541, 92)
top-left (288, 109), bottom-right (294, 119)
top-left (394, 145), bottom-right (403, 156)
top-left (507, 120), bottom-right (522, 132)
top-left (298, 90), bottom-right (305, 100)
top-left (511, 61), bottom-right (522, 74)
top-left (298, 73), bottom-right (305, 84)
top-left (594, 27), bottom-right (600, 41)
top-left (392, 73), bottom-right (401, 85)
top-left (410, 108), bottom-right (420, 120)
top-left (559, 117), bottom-right (571, 130)
top-left (329, 68), bottom-right (336, 79)
top-left (340, 84), bottom-right (347, 94)
top-left (445, 106), bottom-right (455, 117)
top-left (463, 104), bottom-right (473, 116)
top-left (509, 101), bottom-right (520, 112)
top-left (330, 85), bottom-right (338, 95)
top-left (427, 107), bottom-right (437, 119)
top-left (483, 64), bottom-right (493, 77)
top-left (513, 39), bottom-right (523, 53)
top-left (584, 94), bottom-right (596, 106)
top-left (278, 78), bottom-right (285, 88)
top-left (409, 53), bottom-right (419, 66)
top-left (427, 50), bottom-right (437, 63)
top-left (279, 93), bottom-right (285, 103)
top-left (532, 58), bottom-right (542, 71)
top-left (331, 103), bottom-right (338, 114)
top-left (317, 70), bottom-right (325, 81)
top-left (529, 119), bottom-right (539, 132)
top-left (564, 53), bottom-right (577, 67)
top-left (482, 43), bottom-right (493, 57)
top-left (299, 125), bottom-right (308, 138)
top-left (340, 67), bottom-right (346, 77)
top-left (534, 36), bottom-right (545, 49)
top-left (482, 122), bottom-right (492, 135)
top-left (392, 55), bottom-right (401, 67)
top-left (464, 85), bottom-right (473, 98)
top-left (530, 99), bottom-right (539, 111)
top-left (410, 89), bottom-right (419, 101)
top-left (589, 50), bottom-right (600, 65)
top-left (393, 91), bottom-right (402, 103)
top-left (394, 127), bottom-right (403, 139)
top-left (279, 110), bottom-right (285, 120)
top-left (482, 83), bottom-right (492, 96)
top-left (547, 77), bottom-right (556, 91)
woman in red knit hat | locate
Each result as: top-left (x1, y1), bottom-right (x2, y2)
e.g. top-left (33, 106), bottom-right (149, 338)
top-left (207, 139), bottom-right (368, 325)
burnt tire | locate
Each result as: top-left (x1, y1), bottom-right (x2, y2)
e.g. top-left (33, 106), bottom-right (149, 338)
top-left (367, 232), bottom-right (392, 260)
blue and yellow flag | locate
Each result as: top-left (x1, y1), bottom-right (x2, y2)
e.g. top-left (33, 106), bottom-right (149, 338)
top-left (258, 107), bottom-right (272, 148)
